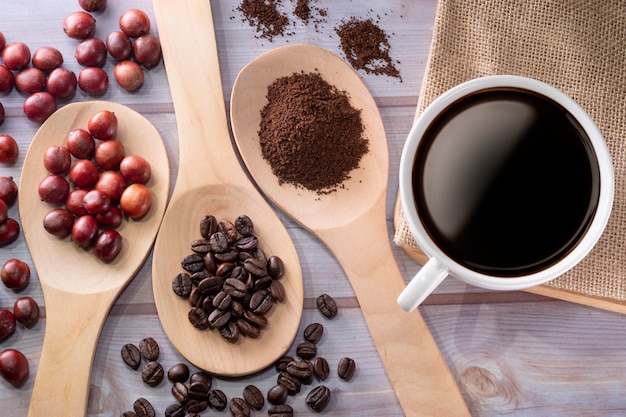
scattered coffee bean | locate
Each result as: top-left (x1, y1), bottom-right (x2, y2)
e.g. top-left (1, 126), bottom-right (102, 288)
top-left (189, 370), bottom-right (213, 388)
top-left (200, 214), bottom-right (218, 239)
top-left (277, 371), bottom-right (301, 395)
top-left (171, 381), bottom-right (188, 403)
top-left (186, 397), bottom-right (209, 413)
top-left (243, 384), bottom-right (264, 410)
top-left (164, 403), bottom-right (185, 417)
top-left (220, 321), bottom-right (240, 343)
top-left (303, 322), bottom-right (324, 344)
top-left (306, 385), bottom-right (331, 412)
top-left (236, 318), bottom-right (261, 338)
top-left (141, 361), bottom-right (164, 387)
top-left (296, 341), bottom-right (317, 360)
top-left (138, 337), bottom-right (160, 361)
top-left (267, 384), bottom-right (288, 405)
top-left (190, 238), bottom-right (212, 254)
top-left (275, 355), bottom-right (294, 373)
top-left (121, 343), bottom-right (142, 369)
top-left (235, 214), bottom-right (254, 236)
top-left (229, 396), bottom-right (251, 417)
top-left (172, 273), bottom-right (193, 297)
top-left (167, 362), bottom-right (190, 383)
top-left (338, 357), bottom-right (356, 381)
top-left (268, 404), bottom-right (294, 417)
top-left (208, 389), bottom-right (228, 411)
top-left (286, 360), bottom-right (312, 380)
top-left (181, 253), bottom-right (206, 273)
top-left (269, 279), bottom-right (285, 302)
top-left (313, 357), bottom-right (330, 381)
top-left (133, 398), bottom-right (156, 417)
top-left (188, 306), bottom-right (210, 329)
top-left (316, 293), bottom-right (337, 319)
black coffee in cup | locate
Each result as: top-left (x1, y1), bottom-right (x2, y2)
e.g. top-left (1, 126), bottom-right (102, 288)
top-left (411, 88), bottom-right (600, 276)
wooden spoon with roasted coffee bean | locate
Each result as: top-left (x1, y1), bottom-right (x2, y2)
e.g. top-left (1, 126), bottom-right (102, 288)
top-left (230, 44), bottom-right (470, 417)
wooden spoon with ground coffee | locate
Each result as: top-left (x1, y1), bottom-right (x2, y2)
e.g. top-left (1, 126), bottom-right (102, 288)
top-left (230, 44), bottom-right (470, 417)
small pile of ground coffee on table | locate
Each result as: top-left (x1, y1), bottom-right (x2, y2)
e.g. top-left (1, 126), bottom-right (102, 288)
top-left (258, 72), bottom-right (369, 194)
top-left (236, 0), bottom-right (290, 41)
top-left (335, 17), bottom-right (401, 79)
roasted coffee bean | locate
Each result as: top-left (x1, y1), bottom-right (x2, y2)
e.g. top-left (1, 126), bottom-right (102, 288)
top-left (268, 404), bottom-right (293, 417)
top-left (230, 300), bottom-right (244, 317)
top-left (249, 289), bottom-right (273, 315)
top-left (275, 355), bottom-right (294, 373)
top-left (208, 389), bottom-right (227, 410)
top-left (303, 322), bottom-right (324, 344)
top-left (296, 341), bottom-right (317, 360)
top-left (203, 252), bottom-right (217, 273)
top-left (171, 382), bottom-right (189, 403)
top-left (313, 357), bottom-right (330, 381)
top-left (212, 291), bottom-right (232, 310)
top-left (235, 235), bottom-right (257, 251)
top-left (267, 384), bottom-right (288, 405)
top-left (190, 371), bottom-right (213, 389)
top-left (215, 249), bottom-right (239, 262)
top-left (277, 371), bottom-right (301, 395)
top-left (121, 412), bottom-right (138, 417)
top-left (200, 214), bottom-right (218, 238)
top-left (269, 280), bottom-right (285, 302)
top-left (235, 214), bottom-right (254, 236)
top-left (190, 270), bottom-right (210, 286)
top-left (186, 398), bottom-right (209, 413)
top-left (218, 219), bottom-right (238, 244)
top-left (164, 403), bottom-right (186, 417)
top-left (223, 277), bottom-right (247, 298)
top-left (243, 257), bottom-right (266, 277)
top-left (230, 265), bottom-right (248, 281)
top-left (138, 337), bottom-right (160, 361)
top-left (208, 308), bottom-right (231, 328)
top-left (306, 385), bottom-right (331, 412)
top-left (190, 239), bottom-right (212, 254)
top-left (172, 273), bottom-right (193, 297)
top-left (198, 275), bottom-right (223, 295)
top-left (230, 397), bottom-right (250, 417)
top-left (181, 253), bottom-right (206, 273)
top-left (141, 361), bottom-right (164, 386)
top-left (236, 318), bottom-right (261, 338)
top-left (243, 384), bottom-right (264, 410)
top-left (189, 287), bottom-right (203, 307)
top-left (215, 261), bottom-right (235, 277)
top-left (188, 380), bottom-right (210, 400)
top-left (209, 231), bottom-right (229, 253)
top-left (168, 362), bottom-right (190, 383)
top-left (133, 398), bottom-right (156, 417)
top-left (243, 309), bottom-right (267, 328)
top-left (338, 357), bottom-right (356, 380)
top-left (316, 293), bottom-right (338, 319)
top-left (252, 247), bottom-right (268, 265)
top-left (252, 275), bottom-right (272, 292)
top-left (267, 255), bottom-right (284, 279)
top-left (121, 343), bottom-right (142, 369)
top-left (188, 306), bottom-right (210, 329)
top-left (220, 321), bottom-right (240, 343)
top-left (286, 360), bottom-right (312, 380)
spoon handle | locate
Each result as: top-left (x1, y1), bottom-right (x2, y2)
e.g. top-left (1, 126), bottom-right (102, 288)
top-left (318, 199), bottom-right (470, 417)
top-left (27, 285), bottom-right (115, 417)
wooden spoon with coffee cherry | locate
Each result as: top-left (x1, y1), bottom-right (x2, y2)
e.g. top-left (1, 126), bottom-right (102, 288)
top-left (230, 44), bottom-right (471, 417)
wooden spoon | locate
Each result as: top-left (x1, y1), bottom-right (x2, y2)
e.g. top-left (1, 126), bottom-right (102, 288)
top-left (19, 101), bottom-right (170, 416)
top-left (230, 44), bottom-right (470, 417)
top-left (150, 0), bottom-right (303, 376)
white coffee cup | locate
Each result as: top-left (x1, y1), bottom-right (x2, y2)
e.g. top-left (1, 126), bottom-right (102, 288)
top-left (397, 75), bottom-right (614, 312)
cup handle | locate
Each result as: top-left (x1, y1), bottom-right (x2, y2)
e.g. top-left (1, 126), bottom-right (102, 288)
top-left (397, 258), bottom-right (449, 312)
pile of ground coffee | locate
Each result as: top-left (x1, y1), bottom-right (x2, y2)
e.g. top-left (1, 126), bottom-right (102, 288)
top-left (236, 0), bottom-right (291, 41)
top-left (258, 72), bottom-right (369, 194)
top-left (335, 17), bottom-right (401, 79)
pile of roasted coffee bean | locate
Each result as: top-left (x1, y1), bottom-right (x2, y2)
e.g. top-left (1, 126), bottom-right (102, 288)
top-left (171, 214), bottom-right (286, 343)
top-left (119, 293), bottom-right (357, 416)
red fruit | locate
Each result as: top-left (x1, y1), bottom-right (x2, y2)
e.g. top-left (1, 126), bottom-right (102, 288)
top-left (79, 0), bottom-right (107, 13)
top-left (0, 349), bottom-right (29, 387)
top-left (93, 229), bottom-right (122, 262)
top-left (120, 183), bottom-right (152, 219)
top-left (69, 159), bottom-right (99, 188)
top-left (71, 215), bottom-right (99, 248)
top-left (0, 310), bottom-right (16, 340)
top-left (0, 177), bottom-right (18, 205)
top-left (113, 60), bottom-right (144, 91)
top-left (13, 297), bottom-right (40, 328)
top-left (2, 42), bottom-right (31, 71)
top-left (119, 9), bottom-right (151, 38)
top-left (0, 259), bottom-right (30, 290)
top-left (75, 37), bottom-right (107, 67)
top-left (0, 135), bottom-right (19, 164)
top-left (88, 109), bottom-right (117, 139)
top-left (46, 68), bottom-right (78, 99)
top-left (120, 154), bottom-right (151, 183)
top-left (32, 46), bottom-right (64, 71)
top-left (133, 34), bottom-right (161, 69)
top-left (43, 145), bottom-right (71, 174)
top-left (63, 11), bottom-right (96, 39)
top-left (105, 31), bottom-right (132, 61)
top-left (66, 128), bottom-right (95, 159)
top-left (82, 189), bottom-right (111, 215)
top-left (43, 208), bottom-right (75, 238)
top-left (78, 67), bottom-right (108, 95)
top-left (0, 65), bottom-right (15, 93)
top-left (38, 173), bottom-right (70, 204)
top-left (0, 199), bottom-right (7, 224)
top-left (95, 170), bottom-right (126, 202)
top-left (23, 91), bottom-right (57, 123)
top-left (65, 189), bottom-right (89, 216)
top-left (14, 67), bottom-right (46, 94)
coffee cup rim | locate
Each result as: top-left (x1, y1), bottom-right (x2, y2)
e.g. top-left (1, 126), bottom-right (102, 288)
top-left (399, 75), bottom-right (614, 290)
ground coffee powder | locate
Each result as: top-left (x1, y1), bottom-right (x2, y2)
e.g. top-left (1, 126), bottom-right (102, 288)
top-left (258, 72), bottom-right (369, 194)
top-left (237, 0), bottom-right (291, 41)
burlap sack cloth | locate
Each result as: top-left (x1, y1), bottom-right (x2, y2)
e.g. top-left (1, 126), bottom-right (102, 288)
top-left (394, 0), bottom-right (626, 301)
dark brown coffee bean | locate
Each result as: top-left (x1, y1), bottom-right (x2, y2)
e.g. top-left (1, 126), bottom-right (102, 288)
top-left (236, 318), bottom-right (261, 338)
top-left (243, 257), bottom-right (266, 277)
top-left (208, 389), bottom-right (227, 410)
top-left (230, 300), bottom-right (244, 317)
top-left (303, 322), bottom-right (324, 344)
top-left (243, 310), bottom-right (267, 328)
top-left (275, 355), bottom-right (294, 373)
top-left (220, 321), bottom-right (240, 343)
top-left (296, 341), bottom-right (317, 360)
top-left (235, 235), bottom-right (258, 251)
top-left (269, 280), bottom-right (285, 302)
top-left (267, 255), bottom-right (284, 279)
top-left (138, 337), bottom-right (160, 361)
top-left (181, 253), bottom-right (206, 273)
top-left (141, 361), bottom-right (164, 386)
top-left (172, 273), bottom-right (193, 297)
top-left (313, 357), bottom-right (330, 381)
top-left (186, 398), bottom-right (209, 413)
top-left (252, 247), bottom-right (268, 265)
top-left (235, 214), bottom-right (254, 236)
top-left (268, 404), bottom-right (293, 417)
top-left (188, 380), bottom-right (210, 400)
top-left (249, 289), bottom-right (273, 315)
top-left (133, 398), bottom-right (156, 417)
top-left (267, 384), bottom-right (288, 405)
top-left (212, 291), bottom-right (232, 310)
top-left (203, 252), bottom-right (217, 273)
top-left (121, 343), bottom-right (142, 369)
top-left (190, 270), bottom-right (210, 286)
top-left (229, 397), bottom-right (250, 417)
top-left (209, 231), bottom-right (229, 253)
top-left (165, 403), bottom-right (186, 417)
top-left (215, 249), bottom-right (239, 262)
top-left (208, 308), bottom-right (231, 328)
top-left (305, 385), bottom-right (331, 412)
top-left (337, 357), bottom-right (356, 380)
top-left (188, 306), bottom-right (210, 329)
top-left (189, 287), bottom-right (203, 307)
top-left (168, 362), bottom-right (190, 383)
top-left (218, 219), bottom-right (238, 244)
top-left (252, 275), bottom-right (272, 292)
top-left (171, 382), bottom-right (189, 403)
top-left (216, 261), bottom-right (236, 277)
top-left (223, 277), bottom-right (247, 298)
top-left (200, 214), bottom-right (218, 238)
top-left (198, 276), bottom-right (223, 295)
top-left (286, 360), bottom-right (312, 380)
top-left (316, 293), bottom-right (337, 319)
top-left (190, 239), bottom-right (212, 254)
top-left (243, 384), bottom-right (264, 410)
top-left (189, 371), bottom-right (213, 389)
top-left (277, 371), bottom-right (301, 395)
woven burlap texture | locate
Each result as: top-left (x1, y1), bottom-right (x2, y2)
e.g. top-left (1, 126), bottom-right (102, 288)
top-left (394, 0), bottom-right (626, 300)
